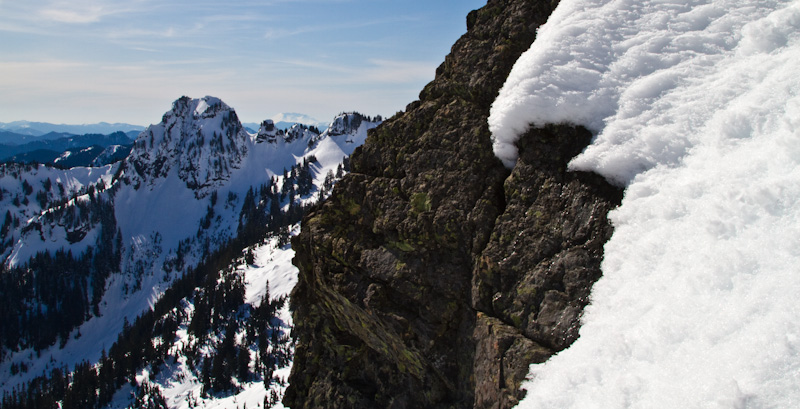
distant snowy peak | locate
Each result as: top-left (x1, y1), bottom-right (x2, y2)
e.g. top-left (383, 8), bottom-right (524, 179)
top-left (127, 96), bottom-right (251, 196)
top-left (124, 98), bottom-right (379, 199)
top-left (256, 112), bottom-right (377, 148)
top-left (325, 112), bottom-right (367, 137)
top-left (255, 120), bottom-right (318, 145)
top-left (271, 112), bottom-right (320, 125)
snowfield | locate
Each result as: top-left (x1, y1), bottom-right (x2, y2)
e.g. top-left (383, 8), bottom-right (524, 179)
top-left (490, 0), bottom-right (800, 408)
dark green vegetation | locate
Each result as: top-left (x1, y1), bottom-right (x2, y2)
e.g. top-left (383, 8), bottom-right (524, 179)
top-left (286, 0), bottom-right (623, 408)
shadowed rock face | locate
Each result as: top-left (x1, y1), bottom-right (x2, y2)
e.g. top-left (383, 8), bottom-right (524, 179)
top-left (285, 0), bottom-right (623, 408)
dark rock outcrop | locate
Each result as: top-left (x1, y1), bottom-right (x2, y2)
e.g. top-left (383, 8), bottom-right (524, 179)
top-left (286, 0), bottom-right (623, 408)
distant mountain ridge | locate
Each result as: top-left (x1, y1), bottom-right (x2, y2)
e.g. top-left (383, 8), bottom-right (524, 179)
top-left (0, 131), bottom-right (133, 163)
top-left (0, 131), bottom-right (76, 146)
top-left (0, 121), bottom-right (145, 137)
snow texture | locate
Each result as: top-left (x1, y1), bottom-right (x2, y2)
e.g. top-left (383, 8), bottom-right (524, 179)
top-left (489, 0), bottom-right (800, 408)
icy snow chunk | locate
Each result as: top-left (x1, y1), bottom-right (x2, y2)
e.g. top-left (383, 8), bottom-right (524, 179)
top-left (488, 0), bottom-right (790, 185)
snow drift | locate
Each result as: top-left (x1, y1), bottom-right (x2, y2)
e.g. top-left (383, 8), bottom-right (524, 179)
top-left (489, 0), bottom-right (800, 407)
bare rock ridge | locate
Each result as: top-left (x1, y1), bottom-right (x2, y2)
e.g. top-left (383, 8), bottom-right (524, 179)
top-left (286, 0), bottom-right (623, 408)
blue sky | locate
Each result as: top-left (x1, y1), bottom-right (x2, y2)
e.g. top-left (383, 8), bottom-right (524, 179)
top-left (0, 0), bottom-right (486, 126)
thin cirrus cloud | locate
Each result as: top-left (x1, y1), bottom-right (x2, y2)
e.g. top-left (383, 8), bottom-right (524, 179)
top-left (40, 6), bottom-right (108, 24)
top-left (0, 0), bottom-right (152, 35)
top-left (361, 59), bottom-right (435, 84)
top-left (106, 27), bottom-right (177, 40)
top-left (265, 58), bottom-right (435, 85)
top-left (263, 15), bottom-right (418, 41)
top-left (36, 0), bottom-right (146, 24)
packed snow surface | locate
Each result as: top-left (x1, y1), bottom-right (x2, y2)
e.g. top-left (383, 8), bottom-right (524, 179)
top-left (489, 0), bottom-right (800, 408)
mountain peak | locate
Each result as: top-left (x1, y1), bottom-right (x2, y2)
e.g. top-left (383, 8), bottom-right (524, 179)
top-left (163, 95), bottom-right (228, 122)
top-left (128, 96), bottom-right (250, 197)
top-left (326, 112), bottom-right (366, 137)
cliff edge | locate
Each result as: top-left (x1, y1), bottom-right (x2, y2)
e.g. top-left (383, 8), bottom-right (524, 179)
top-left (286, 0), bottom-right (623, 407)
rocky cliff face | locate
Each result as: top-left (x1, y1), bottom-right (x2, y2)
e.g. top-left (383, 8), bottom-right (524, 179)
top-left (286, 0), bottom-right (623, 408)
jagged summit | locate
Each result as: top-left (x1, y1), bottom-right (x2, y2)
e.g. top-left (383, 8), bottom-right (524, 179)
top-left (256, 119), bottom-right (278, 143)
top-left (256, 112), bottom-right (373, 150)
top-left (127, 96), bottom-right (251, 196)
top-left (326, 112), bottom-right (365, 136)
top-left (257, 120), bottom-right (319, 146)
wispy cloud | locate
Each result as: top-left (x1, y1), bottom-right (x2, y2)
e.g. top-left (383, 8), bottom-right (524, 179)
top-left (263, 25), bottom-right (318, 41)
top-left (130, 47), bottom-right (161, 53)
top-left (37, 0), bottom-right (145, 24)
top-left (360, 59), bottom-right (436, 84)
top-left (260, 57), bottom-right (436, 87)
top-left (0, 0), bottom-right (156, 34)
top-left (264, 15), bottom-right (417, 40)
top-left (270, 58), bottom-right (353, 73)
top-left (0, 60), bottom-right (88, 72)
top-left (107, 27), bottom-right (177, 40)
top-left (202, 13), bottom-right (274, 24)
top-left (40, 6), bottom-right (105, 23)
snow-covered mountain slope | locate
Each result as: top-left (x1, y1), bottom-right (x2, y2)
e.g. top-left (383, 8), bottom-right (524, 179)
top-left (104, 230), bottom-right (299, 409)
top-left (0, 163), bottom-right (117, 264)
top-left (489, 0), bottom-right (800, 407)
top-left (90, 145), bottom-right (133, 167)
top-left (0, 96), bottom-right (380, 404)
